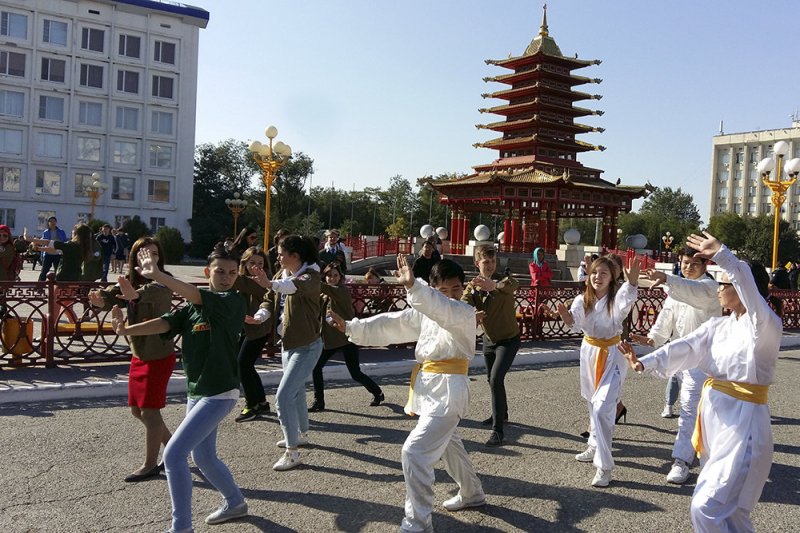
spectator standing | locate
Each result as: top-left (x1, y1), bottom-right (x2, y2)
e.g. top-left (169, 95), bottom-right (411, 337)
top-left (770, 263), bottom-right (790, 289)
top-left (528, 247), bottom-right (552, 286)
top-left (112, 228), bottom-right (129, 274)
top-left (38, 216), bottom-right (67, 281)
top-left (267, 228), bottom-right (290, 277)
top-left (789, 262), bottom-right (799, 290)
top-left (230, 227), bottom-right (258, 258)
top-left (96, 224), bottom-right (116, 282)
top-left (412, 240), bottom-right (440, 283)
top-left (318, 229), bottom-right (347, 273)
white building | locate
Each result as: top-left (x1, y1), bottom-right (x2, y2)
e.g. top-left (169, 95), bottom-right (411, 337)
top-left (0, 0), bottom-right (208, 238)
top-left (710, 120), bottom-right (800, 228)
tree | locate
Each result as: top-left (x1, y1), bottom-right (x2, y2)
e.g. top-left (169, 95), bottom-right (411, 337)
top-left (386, 216), bottom-right (409, 238)
top-left (269, 152), bottom-right (314, 228)
top-left (707, 212), bottom-right (748, 251)
top-left (739, 215), bottom-right (800, 265)
top-left (122, 215), bottom-right (151, 244)
top-left (640, 187), bottom-right (702, 226)
top-left (155, 226), bottom-right (185, 264)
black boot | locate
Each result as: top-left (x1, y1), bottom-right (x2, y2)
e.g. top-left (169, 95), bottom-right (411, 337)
top-left (308, 396), bottom-right (325, 412)
top-left (370, 392), bottom-right (385, 406)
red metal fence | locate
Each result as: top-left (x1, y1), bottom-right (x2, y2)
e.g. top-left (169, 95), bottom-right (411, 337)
top-left (2, 279), bottom-right (798, 368)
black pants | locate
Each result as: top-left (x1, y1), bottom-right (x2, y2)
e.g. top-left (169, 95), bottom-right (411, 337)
top-left (312, 343), bottom-right (382, 401)
top-left (484, 334), bottom-right (521, 433)
top-left (237, 334), bottom-right (269, 408)
top-left (38, 255), bottom-right (60, 281)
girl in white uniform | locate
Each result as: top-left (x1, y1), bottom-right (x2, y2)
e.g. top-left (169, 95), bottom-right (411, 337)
top-left (557, 255), bottom-right (640, 487)
top-left (623, 232), bottom-right (780, 533)
top-left (328, 256), bottom-right (484, 533)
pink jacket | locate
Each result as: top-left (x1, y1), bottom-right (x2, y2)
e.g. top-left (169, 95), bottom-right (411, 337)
top-left (529, 261), bottom-right (552, 286)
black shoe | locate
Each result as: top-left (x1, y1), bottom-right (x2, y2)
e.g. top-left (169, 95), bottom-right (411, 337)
top-left (124, 465), bottom-right (161, 482)
top-left (615, 406), bottom-right (628, 424)
top-left (370, 392), bottom-right (385, 406)
top-left (308, 400), bottom-right (326, 412)
top-left (157, 461), bottom-right (165, 472)
top-left (580, 431), bottom-right (590, 439)
top-left (235, 407), bottom-right (260, 422)
top-left (486, 431), bottom-right (504, 447)
top-left (481, 414), bottom-right (508, 426)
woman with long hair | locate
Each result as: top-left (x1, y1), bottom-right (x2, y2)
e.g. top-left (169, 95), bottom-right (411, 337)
top-left (309, 261), bottom-right (383, 412)
top-left (232, 246), bottom-right (272, 422)
top-left (556, 255), bottom-right (640, 487)
top-left (28, 223), bottom-right (100, 281)
top-left (622, 232), bottom-right (781, 532)
top-left (230, 227), bottom-right (259, 258)
top-left (89, 237), bottom-right (175, 482)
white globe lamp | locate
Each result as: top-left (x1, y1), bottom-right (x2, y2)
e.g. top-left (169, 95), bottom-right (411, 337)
top-left (420, 225), bottom-right (434, 238)
top-left (436, 226), bottom-right (448, 240)
top-left (497, 231), bottom-right (505, 244)
top-left (473, 224), bottom-right (491, 241)
top-left (564, 228), bottom-right (581, 245)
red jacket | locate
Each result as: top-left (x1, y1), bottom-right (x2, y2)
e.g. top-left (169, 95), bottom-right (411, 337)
top-left (528, 261), bottom-right (552, 286)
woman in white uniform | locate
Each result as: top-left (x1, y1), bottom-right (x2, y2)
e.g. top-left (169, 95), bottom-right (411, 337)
top-left (622, 232), bottom-right (780, 533)
top-left (556, 255), bottom-right (641, 488)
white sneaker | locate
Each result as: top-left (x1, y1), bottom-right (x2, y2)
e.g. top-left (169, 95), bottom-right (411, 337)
top-left (205, 501), bottom-right (248, 525)
top-left (666, 459), bottom-right (690, 484)
top-left (591, 468), bottom-right (612, 487)
top-left (575, 446), bottom-right (596, 462)
top-left (660, 404), bottom-right (674, 418)
top-left (442, 493), bottom-right (486, 512)
top-left (276, 432), bottom-right (309, 448)
top-left (273, 450), bottom-right (302, 471)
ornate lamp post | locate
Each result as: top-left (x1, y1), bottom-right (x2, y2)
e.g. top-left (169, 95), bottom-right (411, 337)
top-left (85, 171), bottom-right (109, 221)
top-left (661, 231), bottom-right (674, 250)
top-left (224, 192), bottom-right (248, 238)
top-left (248, 126), bottom-right (292, 250)
top-left (757, 141), bottom-right (800, 271)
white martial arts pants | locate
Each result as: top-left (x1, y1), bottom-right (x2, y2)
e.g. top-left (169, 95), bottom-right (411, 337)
top-left (587, 368), bottom-right (622, 471)
top-left (673, 367), bottom-right (706, 464)
top-left (399, 413), bottom-right (484, 532)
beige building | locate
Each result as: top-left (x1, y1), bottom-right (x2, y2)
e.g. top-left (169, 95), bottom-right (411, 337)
top-left (710, 120), bottom-right (800, 228)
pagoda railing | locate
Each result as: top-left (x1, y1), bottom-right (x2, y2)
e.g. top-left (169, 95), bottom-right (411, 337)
top-left (2, 280), bottom-right (798, 368)
top-left (345, 235), bottom-right (414, 261)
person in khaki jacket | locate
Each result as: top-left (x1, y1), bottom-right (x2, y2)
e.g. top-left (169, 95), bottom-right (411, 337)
top-left (250, 235), bottom-right (322, 471)
top-left (461, 245), bottom-right (520, 447)
top-left (89, 237), bottom-right (175, 482)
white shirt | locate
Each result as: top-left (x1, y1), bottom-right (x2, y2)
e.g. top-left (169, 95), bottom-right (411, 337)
top-left (648, 274), bottom-right (722, 347)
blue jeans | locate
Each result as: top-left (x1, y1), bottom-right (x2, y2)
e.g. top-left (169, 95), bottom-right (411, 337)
top-left (664, 374), bottom-right (680, 406)
top-left (276, 337), bottom-right (323, 448)
top-left (38, 254), bottom-right (60, 281)
top-left (164, 395), bottom-right (244, 532)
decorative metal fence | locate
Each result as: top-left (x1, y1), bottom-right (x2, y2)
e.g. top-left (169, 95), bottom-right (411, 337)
top-left (2, 279), bottom-right (798, 368)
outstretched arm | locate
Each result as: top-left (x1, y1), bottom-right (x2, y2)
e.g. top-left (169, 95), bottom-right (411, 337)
top-left (136, 248), bottom-right (201, 305)
top-left (111, 305), bottom-right (170, 336)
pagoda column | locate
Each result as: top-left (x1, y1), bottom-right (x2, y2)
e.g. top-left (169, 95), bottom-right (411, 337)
top-left (609, 210), bottom-right (619, 249)
top-left (601, 209), bottom-right (612, 250)
top-left (548, 209), bottom-right (560, 254)
top-left (503, 214), bottom-right (512, 253)
top-left (538, 208), bottom-right (548, 251)
top-left (449, 207), bottom-right (460, 254)
top-left (458, 211), bottom-right (469, 253)
top-left (522, 209), bottom-right (535, 254)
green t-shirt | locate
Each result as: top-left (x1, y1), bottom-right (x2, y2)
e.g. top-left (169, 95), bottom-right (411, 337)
top-left (161, 288), bottom-right (245, 398)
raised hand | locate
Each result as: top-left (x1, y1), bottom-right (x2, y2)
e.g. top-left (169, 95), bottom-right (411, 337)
top-left (624, 256), bottom-right (641, 286)
top-left (326, 310), bottom-right (346, 333)
top-left (110, 305), bottom-right (127, 335)
top-left (618, 341), bottom-right (643, 372)
top-left (471, 275), bottom-right (497, 292)
top-left (686, 231), bottom-right (722, 259)
top-left (135, 248), bottom-right (161, 279)
top-left (248, 265), bottom-right (272, 289)
top-left (88, 290), bottom-right (105, 308)
top-left (117, 276), bottom-right (138, 301)
top-left (629, 333), bottom-right (654, 347)
top-left (556, 302), bottom-right (573, 327)
top-left (395, 254), bottom-right (414, 288)
top-left (643, 268), bottom-right (667, 288)
top-left (243, 315), bottom-right (261, 325)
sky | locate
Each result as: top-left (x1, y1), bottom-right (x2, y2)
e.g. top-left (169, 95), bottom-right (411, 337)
top-left (192, 0), bottom-right (800, 224)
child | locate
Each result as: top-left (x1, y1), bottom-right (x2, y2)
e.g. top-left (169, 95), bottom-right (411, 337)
top-left (556, 255), bottom-right (640, 487)
top-left (461, 245), bottom-right (520, 446)
top-left (622, 232), bottom-right (780, 532)
top-left (111, 245), bottom-right (248, 530)
top-left (328, 256), bottom-right (485, 532)
top-left (310, 261), bottom-right (383, 411)
top-left (89, 237), bottom-right (175, 482)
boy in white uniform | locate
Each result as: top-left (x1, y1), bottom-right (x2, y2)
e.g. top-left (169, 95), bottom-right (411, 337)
top-left (328, 256), bottom-right (484, 533)
top-left (631, 248), bottom-right (721, 484)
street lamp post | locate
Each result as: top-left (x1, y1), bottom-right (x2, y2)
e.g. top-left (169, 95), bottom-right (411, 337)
top-left (757, 141), bottom-right (800, 271)
top-left (85, 172), bottom-right (109, 221)
top-left (224, 192), bottom-right (248, 238)
top-left (248, 126), bottom-right (292, 251)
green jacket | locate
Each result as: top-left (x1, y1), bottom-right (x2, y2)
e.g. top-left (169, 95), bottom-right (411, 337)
top-left (320, 283), bottom-right (354, 350)
top-left (461, 273), bottom-right (520, 342)
top-left (261, 268), bottom-right (321, 350)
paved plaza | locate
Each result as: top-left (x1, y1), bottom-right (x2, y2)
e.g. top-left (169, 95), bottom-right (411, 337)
top-left (1, 346), bottom-right (798, 532)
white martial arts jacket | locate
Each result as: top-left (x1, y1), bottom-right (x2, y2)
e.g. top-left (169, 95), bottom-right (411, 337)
top-left (639, 245), bottom-right (781, 510)
top-left (346, 278), bottom-right (476, 418)
top-left (648, 274), bottom-right (722, 348)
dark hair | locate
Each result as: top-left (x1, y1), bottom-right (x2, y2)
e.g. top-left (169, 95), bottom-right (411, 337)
top-left (239, 246), bottom-right (268, 275)
top-left (322, 261), bottom-right (345, 284)
top-left (72, 223), bottom-right (94, 262)
top-left (273, 228), bottom-right (290, 247)
top-left (278, 235), bottom-right (318, 265)
top-left (128, 237), bottom-right (167, 287)
top-left (473, 244), bottom-right (495, 260)
top-left (746, 260), bottom-right (782, 316)
top-left (364, 266), bottom-right (384, 283)
top-left (207, 242), bottom-right (240, 266)
top-left (48, 216), bottom-right (57, 223)
top-left (231, 227), bottom-right (257, 254)
top-left (429, 258), bottom-right (465, 286)
top-left (679, 247), bottom-right (708, 264)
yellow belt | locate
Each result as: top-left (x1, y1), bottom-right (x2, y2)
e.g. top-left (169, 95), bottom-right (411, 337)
top-left (584, 335), bottom-right (620, 390)
top-left (691, 378), bottom-right (769, 457)
top-left (405, 358), bottom-right (469, 416)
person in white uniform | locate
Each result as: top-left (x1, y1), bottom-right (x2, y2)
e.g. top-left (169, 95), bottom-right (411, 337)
top-left (630, 248), bottom-right (722, 484)
top-left (622, 232), bottom-right (780, 533)
top-left (556, 255), bottom-right (641, 488)
top-left (327, 256), bottom-right (485, 533)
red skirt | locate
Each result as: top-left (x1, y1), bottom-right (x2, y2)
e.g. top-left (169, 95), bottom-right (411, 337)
top-left (128, 353), bottom-right (176, 409)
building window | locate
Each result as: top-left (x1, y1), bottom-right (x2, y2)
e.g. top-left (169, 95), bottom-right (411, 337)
top-left (734, 187), bottom-right (743, 199)
top-left (112, 141), bottom-right (137, 165)
top-left (38, 95), bottom-right (65, 121)
top-left (0, 208), bottom-right (15, 228)
top-left (112, 176), bottom-right (136, 200)
top-left (150, 217), bottom-right (166, 232)
top-left (151, 75), bottom-right (174, 99)
top-left (78, 101), bottom-right (103, 126)
top-left (0, 89), bottom-right (24, 117)
top-left (0, 128), bottom-right (23, 154)
top-left (41, 57), bottom-right (66, 82)
top-left (148, 144), bottom-right (173, 168)
top-left (42, 19), bottom-right (67, 46)
top-left (720, 151), bottom-right (730, 166)
top-left (116, 70), bottom-right (139, 93)
top-left (153, 41), bottom-right (176, 64)
top-left (735, 149), bottom-right (744, 165)
top-left (1, 11), bottom-right (27, 39)
top-left (0, 51), bottom-right (25, 77)
top-left (79, 64), bottom-right (104, 88)
top-left (37, 210), bottom-right (56, 230)
top-left (734, 169), bottom-right (742, 180)
top-left (81, 27), bottom-right (104, 52)
top-left (1, 166), bottom-right (21, 192)
top-left (115, 106), bottom-right (138, 130)
top-left (35, 132), bottom-right (63, 158)
top-left (36, 170), bottom-right (61, 195)
top-left (748, 203), bottom-right (756, 214)
top-left (151, 111), bottom-right (173, 135)
top-left (76, 136), bottom-right (101, 161)
top-left (733, 203), bottom-right (741, 214)
top-left (719, 187), bottom-right (728, 198)
top-left (115, 215), bottom-right (132, 227)
top-left (147, 179), bottom-right (170, 202)
top-left (74, 172), bottom-right (94, 197)
top-left (118, 34), bottom-right (140, 58)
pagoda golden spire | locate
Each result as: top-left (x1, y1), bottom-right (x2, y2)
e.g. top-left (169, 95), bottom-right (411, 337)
top-left (540, 4), bottom-right (549, 37)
